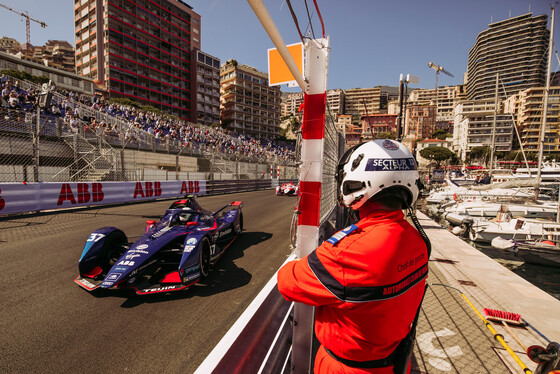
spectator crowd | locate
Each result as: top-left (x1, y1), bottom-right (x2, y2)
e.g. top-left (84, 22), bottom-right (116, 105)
top-left (1, 74), bottom-right (296, 164)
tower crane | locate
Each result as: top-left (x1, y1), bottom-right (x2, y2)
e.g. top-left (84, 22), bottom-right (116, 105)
top-left (428, 61), bottom-right (454, 89)
top-left (0, 2), bottom-right (47, 50)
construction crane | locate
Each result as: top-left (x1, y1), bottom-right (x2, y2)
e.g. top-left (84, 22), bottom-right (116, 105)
top-left (0, 2), bottom-right (47, 50)
top-left (428, 61), bottom-right (454, 89)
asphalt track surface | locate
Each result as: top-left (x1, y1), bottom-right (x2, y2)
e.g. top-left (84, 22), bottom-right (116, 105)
top-left (0, 190), bottom-right (296, 374)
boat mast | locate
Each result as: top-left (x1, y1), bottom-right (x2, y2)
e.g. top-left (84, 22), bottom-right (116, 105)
top-left (490, 72), bottom-right (498, 177)
top-left (536, 5), bottom-right (555, 199)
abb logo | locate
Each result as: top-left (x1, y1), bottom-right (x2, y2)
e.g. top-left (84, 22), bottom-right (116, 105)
top-left (57, 183), bottom-right (104, 206)
top-left (180, 181), bottom-right (200, 194)
top-left (133, 182), bottom-right (162, 198)
top-left (0, 188), bottom-right (4, 210)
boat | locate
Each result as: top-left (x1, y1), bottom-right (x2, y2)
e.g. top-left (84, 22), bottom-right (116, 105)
top-left (490, 236), bottom-right (560, 267)
top-left (426, 180), bottom-right (537, 205)
top-left (467, 212), bottom-right (560, 244)
top-left (442, 200), bottom-right (558, 225)
top-left (513, 161), bottom-right (560, 182)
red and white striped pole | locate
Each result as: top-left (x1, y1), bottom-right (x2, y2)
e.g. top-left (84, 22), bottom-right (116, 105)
top-left (277, 166), bottom-right (280, 179)
top-left (297, 37), bottom-right (329, 259)
top-left (245, 2), bottom-right (329, 372)
top-left (290, 37), bottom-right (329, 373)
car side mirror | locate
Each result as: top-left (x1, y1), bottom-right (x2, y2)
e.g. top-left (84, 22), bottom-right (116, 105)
top-left (146, 220), bottom-right (156, 233)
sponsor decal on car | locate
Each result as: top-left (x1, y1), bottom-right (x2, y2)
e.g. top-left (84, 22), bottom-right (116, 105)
top-left (152, 227), bottom-right (171, 238)
top-left (125, 254), bottom-right (141, 260)
top-left (141, 285), bottom-right (180, 293)
top-left (183, 264), bottom-right (201, 273)
top-left (186, 238), bottom-right (197, 245)
top-left (219, 228), bottom-right (232, 238)
top-left (136, 244), bottom-right (149, 250)
top-left (184, 245), bottom-right (196, 252)
top-left (77, 277), bottom-right (96, 288)
top-left (107, 273), bottom-right (122, 281)
top-left (116, 260), bottom-right (135, 266)
top-left (183, 273), bottom-right (200, 283)
top-left (101, 281), bottom-right (113, 287)
top-left (129, 249), bottom-right (149, 254)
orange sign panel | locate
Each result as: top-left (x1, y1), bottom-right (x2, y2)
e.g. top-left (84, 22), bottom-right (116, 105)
top-left (267, 42), bottom-right (304, 86)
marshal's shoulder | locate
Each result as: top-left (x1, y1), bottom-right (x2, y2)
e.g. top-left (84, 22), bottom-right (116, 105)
top-left (326, 224), bottom-right (360, 245)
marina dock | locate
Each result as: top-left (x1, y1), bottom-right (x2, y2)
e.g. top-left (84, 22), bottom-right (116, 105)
top-left (413, 211), bottom-right (560, 373)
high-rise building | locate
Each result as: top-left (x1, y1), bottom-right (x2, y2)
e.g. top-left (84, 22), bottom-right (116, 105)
top-left (195, 50), bottom-right (220, 127)
top-left (74, 0), bottom-right (200, 120)
top-left (343, 87), bottom-right (381, 116)
top-left (508, 86), bottom-right (560, 152)
top-left (453, 100), bottom-right (514, 160)
top-left (466, 13), bottom-right (549, 100)
top-left (220, 60), bottom-right (282, 138)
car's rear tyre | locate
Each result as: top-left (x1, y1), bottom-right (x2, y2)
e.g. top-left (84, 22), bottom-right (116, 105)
top-left (200, 238), bottom-right (211, 278)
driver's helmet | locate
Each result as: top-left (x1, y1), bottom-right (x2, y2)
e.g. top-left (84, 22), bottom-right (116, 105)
top-left (336, 139), bottom-right (420, 210)
top-left (178, 212), bottom-right (192, 223)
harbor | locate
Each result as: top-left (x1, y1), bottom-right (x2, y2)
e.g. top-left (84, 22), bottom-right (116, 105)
top-left (411, 211), bottom-right (560, 373)
top-left (420, 195), bottom-right (560, 301)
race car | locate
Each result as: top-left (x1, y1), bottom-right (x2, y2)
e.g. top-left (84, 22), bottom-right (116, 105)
top-left (275, 182), bottom-right (299, 196)
top-left (75, 196), bottom-right (243, 295)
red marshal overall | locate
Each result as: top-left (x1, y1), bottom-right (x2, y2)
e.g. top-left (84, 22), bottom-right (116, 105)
top-left (278, 204), bottom-right (429, 373)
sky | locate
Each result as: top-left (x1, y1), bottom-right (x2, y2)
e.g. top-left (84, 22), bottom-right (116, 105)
top-left (0, 0), bottom-right (558, 92)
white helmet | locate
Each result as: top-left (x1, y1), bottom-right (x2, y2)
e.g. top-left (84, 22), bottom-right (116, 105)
top-left (336, 139), bottom-right (420, 210)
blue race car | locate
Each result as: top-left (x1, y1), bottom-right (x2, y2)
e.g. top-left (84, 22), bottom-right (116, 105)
top-left (75, 196), bottom-right (243, 295)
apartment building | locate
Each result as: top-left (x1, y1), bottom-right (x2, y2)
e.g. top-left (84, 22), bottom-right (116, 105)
top-left (361, 114), bottom-right (397, 141)
top-left (336, 114), bottom-right (351, 134)
top-left (281, 92), bottom-right (303, 120)
top-left (74, 0), bottom-right (200, 120)
top-left (466, 13), bottom-right (548, 100)
top-left (195, 51), bottom-right (220, 127)
top-left (281, 89), bottom-right (345, 122)
top-left (0, 39), bottom-right (75, 73)
top-left (343, 87), bottom-right (381, 116)
top-left (513, 87), bottom-right (560, 152)
top-left (220, 60), bottom-right (282, 138)
top-left (453, 100), bottom-right (514, 160)
top-left (405, 103), bottom-right (436, 140)
top-left (409, 85), bottom-right (465, 132)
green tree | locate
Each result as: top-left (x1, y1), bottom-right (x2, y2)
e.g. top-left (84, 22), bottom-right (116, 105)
top-left (419, 147), bottom-right (457, 168)
top-left (468, 146), bottom-right (491, 162)
top-left (108, 97), bottom-right (141, 108)
top-left (375, 131), bottom-right (395, 140)
top-left (431, 129), bottom-right (450, 140)
top-left (1, 69), bottom-right (49, 85)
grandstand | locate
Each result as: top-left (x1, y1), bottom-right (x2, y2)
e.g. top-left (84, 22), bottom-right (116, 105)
top-left (0, 73), bottom-right (298, 183)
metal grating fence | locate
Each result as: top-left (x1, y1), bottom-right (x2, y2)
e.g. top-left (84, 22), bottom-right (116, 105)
top-left (320, 104), bottom-right (346, 224)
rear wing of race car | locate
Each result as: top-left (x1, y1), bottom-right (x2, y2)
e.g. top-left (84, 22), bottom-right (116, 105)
top-left (212, 201), bottom-right (243, 217)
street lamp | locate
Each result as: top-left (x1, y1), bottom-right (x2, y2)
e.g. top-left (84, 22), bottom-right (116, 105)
top-left (396, 74), bottom-right (419, 141)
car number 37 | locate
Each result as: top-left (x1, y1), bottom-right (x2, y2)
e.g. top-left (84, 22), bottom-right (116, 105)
top-left (87, 233), bottom-right (106, 242)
